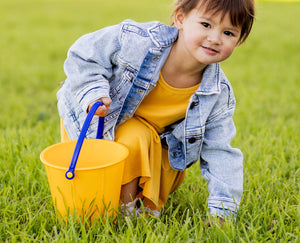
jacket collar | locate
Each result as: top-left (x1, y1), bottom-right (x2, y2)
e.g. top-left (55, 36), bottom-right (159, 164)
top-left (148, 22), bottom-right (178, 48)
top-left (196, 63), bottom-right (221, 95)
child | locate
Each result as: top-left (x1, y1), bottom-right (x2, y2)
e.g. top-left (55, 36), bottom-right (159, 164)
top-left (57, 0), bottom-right (255, 220)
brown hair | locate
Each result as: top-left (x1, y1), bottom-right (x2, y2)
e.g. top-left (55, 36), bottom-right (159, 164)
top-left (172, 0), bottom-right (255, 44)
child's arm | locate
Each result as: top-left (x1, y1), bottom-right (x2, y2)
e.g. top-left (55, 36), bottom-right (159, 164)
top-left (63, 24), bottom-right (122, 114)
top-left (200, 90), bottom-right (243, 219)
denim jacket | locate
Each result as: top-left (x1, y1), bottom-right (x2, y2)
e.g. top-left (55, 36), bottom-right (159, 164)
top-left (57, 20), bottom-right (243, 218)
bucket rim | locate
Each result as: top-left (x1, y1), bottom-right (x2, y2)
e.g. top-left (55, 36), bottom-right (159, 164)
top-left (40, 139), bottom-right (129, 171)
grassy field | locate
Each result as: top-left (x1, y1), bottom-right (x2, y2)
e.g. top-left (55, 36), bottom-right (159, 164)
top-left (0, 0), bottom-right (299, 242)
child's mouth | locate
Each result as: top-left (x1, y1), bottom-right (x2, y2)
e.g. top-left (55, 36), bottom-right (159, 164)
top-left (202, 46), bottom-right (218, 54)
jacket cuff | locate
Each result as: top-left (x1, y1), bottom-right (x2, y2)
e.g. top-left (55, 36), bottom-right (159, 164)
top-left (77, 85), bottom-right (110, 113)
top-left (208, 207), bottom-right (236, 219)
top-left (208, 197), bottom-right (239, 219)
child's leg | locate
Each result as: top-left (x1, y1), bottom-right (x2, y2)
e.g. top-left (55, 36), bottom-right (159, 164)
top-left (115, 116), bottom-right (186, 215)
top-left (120, 177), bottom-right (139, 203)
top-left (115, 117), bottom-right (154, 204)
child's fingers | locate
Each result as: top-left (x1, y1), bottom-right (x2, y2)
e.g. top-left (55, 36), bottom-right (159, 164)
top-left (88, 97), bottom-right (111, 117)
top-left (203, 217), bottom-right (224, 228)
top-left (97, 97), bottom-right (111, 116)
top-left (100, 97), bottom-right (112, 107)
top-left (95, 105), bottom-right (109, 117)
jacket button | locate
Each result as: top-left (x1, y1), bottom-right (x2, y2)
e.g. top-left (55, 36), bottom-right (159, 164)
top-left (190, 102), bottom-right (198, 109)
top-left (188, 137), bottom-right (196, 143)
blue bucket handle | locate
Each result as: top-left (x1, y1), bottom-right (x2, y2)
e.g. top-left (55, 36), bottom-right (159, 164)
top-left (65, 101), bottom-right (104, 180)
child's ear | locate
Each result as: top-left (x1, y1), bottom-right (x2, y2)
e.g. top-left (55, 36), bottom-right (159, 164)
top-left (173, 8), bottom-right (185, 30)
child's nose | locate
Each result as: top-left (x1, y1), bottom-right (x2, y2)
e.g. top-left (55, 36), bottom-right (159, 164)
top-left (207, 31), bottom-right (222, 44)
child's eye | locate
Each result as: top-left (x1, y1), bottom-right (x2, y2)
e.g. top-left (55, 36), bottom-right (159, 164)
top-left (224, 31), bottom-right (234, 36)
top-left (201, 22), bottom-right (210, 28)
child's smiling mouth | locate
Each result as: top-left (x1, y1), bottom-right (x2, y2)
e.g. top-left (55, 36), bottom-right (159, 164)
top-left (201, 46), bottom-right (219, 55)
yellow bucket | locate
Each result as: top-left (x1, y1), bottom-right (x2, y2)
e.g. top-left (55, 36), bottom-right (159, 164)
top-left (40, 101), bottom-right (128, 223)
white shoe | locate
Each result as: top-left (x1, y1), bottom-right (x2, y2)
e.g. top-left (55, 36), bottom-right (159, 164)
top-left (120, 198), bottom-right (160, 218)
top-left (136, 206), bottom-right (160, 217)
top-left (120, 198), bottom-right (139, 217)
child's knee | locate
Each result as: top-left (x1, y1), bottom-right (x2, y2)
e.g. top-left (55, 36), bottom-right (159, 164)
top-left (115, 117), bottom-right (151, 146)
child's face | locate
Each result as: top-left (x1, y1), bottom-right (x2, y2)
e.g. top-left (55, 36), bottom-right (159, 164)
top-left (174, 6), bottom-right (242, 66)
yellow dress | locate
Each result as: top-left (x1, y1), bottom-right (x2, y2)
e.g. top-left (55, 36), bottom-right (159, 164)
top-left (115, 73), bottom-right (199, 211)
top-left (61, 73), bottom-right (199, 211)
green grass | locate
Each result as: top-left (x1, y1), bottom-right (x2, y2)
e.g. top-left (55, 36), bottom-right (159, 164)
top-left (0, 0), bottom-right (299, 241)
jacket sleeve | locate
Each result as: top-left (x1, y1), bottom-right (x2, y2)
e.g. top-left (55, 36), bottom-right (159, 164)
top-left (63, 23), bottom-right (122, 112)
top-left (200, 87), bottom-right (243, 219)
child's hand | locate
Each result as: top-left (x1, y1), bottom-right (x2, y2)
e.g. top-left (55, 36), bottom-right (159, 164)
top-left (203, 216), bottom-right (225, 228)
top-left (88, 97), bottom-right (111, 117)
